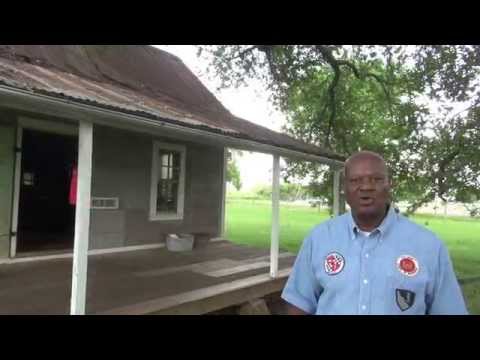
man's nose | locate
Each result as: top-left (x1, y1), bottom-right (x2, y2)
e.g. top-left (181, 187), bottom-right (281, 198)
top-left (358, 178), bottom-right (376, 190)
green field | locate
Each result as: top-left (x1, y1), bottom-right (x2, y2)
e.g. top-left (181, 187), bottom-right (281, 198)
top-left (225, 199), bottom-right (480, 314)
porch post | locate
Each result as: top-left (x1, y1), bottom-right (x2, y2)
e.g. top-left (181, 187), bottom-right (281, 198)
top-left (219, 147), bottom-right (228, 238)
top-left (333, 168), bottom-right (341, 217)
top-left (270, 154), bottom-right (280, 278)
top-left (10, 126), bottom-right (23, 258)
top-left (70, 120), bottom-right (93, 315)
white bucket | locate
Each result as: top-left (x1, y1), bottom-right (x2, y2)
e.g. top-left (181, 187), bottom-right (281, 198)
top-left (166, 233), bottom-right (194, 252)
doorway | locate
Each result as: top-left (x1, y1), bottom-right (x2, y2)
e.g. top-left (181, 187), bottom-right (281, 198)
top-left (16, 128), bottom-right (78, 255)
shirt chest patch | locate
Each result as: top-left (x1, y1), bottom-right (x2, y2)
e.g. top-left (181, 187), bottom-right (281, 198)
top-left (396, 255), bottom-right (419, 277)
top-left (396, 288), bottom-right (416, 311)
top-left (324, 252), bottom-right (345, 275)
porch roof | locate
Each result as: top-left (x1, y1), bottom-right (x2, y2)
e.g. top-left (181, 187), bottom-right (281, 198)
top-left (0, 45), bottom-right (345, 166)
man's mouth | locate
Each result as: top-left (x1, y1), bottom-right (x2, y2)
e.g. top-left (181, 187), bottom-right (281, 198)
top-left (359, 196), bottom-right (374, 206)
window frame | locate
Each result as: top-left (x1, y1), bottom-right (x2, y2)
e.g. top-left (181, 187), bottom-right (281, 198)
top-left (149, 141), bottom-right (186, 221)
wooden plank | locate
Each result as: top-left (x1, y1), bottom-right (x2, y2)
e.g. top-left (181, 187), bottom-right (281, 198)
top-left (9, 124), bottom-right (22, 258)
top-left (97, 267), bottom-right (291, 315)
top-left (0, 243), bottom-right (166, 265)
top-left (135, 252), bottom-right (295, 278)
top-left (333, 169), bottom-right (341, 216)
top-left (135, 258), bottom-right (240, 278)
top-left (18, 116), bottom-right (78, 136)
top-left (237, 299), bottom-right (271, 315)
top-left (204, 261), bottom-right (270, 277)
top-left (0, 124), bottom-right (15, 258)
top-left (70, 120), bottom-right (93, 315)
top-left (270, 154), bottom-right (280, 278)
top-left (219, 147), bottom-right (227, 237)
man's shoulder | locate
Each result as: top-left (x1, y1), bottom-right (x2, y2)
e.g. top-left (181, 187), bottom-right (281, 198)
top-left (308, 212), bottom-right (350, 239)
top-left (395, 213), bottom-right (444, 246)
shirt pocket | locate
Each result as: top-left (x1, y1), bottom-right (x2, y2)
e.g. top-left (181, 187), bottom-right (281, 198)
top-left (385, 274), bottom-right (427, 315)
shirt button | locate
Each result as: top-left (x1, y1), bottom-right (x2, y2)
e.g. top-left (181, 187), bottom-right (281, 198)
top-left (363, 279), bottom-right (368, 285)
top-left (361, 305), bottom-right (367, 311)
top-left (365, 253), bottom-right (369, 258)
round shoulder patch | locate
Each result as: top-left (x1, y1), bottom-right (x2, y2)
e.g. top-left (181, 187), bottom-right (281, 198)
top-left (324, 252), bottom-right (345, 275)
top-left (396, 255), bottom-right (419, 277)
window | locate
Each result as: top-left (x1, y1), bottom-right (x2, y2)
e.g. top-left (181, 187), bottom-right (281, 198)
top-left (150, 141), bottom-right (186, 221)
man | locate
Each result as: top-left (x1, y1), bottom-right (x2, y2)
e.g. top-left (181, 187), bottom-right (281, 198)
top-left (281, 151), bottom-right (468, 315)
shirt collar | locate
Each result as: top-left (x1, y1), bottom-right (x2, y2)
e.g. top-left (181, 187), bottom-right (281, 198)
top-left (348, 204), bottom-right (397, 240)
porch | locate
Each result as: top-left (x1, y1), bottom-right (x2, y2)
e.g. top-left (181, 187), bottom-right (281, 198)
top-left (0, 240), bottom-right (295, 315)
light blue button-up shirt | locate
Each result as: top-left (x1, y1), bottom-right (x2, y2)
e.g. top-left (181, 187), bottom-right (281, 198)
top-left (281, 206), bottom-right (469, 315)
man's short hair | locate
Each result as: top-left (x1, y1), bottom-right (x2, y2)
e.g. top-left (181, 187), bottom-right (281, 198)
top-left (344, 151), bottom-right (389, 179)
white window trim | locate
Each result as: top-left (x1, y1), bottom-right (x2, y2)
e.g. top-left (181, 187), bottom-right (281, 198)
top-left (149, 141), bottom-right (186, 221)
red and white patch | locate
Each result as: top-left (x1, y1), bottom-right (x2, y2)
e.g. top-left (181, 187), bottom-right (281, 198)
top-left (324, 252), bottom-right (345, 275)
top-left (396, 255), bottom-right (419, 277)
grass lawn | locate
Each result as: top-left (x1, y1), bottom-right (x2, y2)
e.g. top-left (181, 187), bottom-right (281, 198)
top-left (226, 198), bottom-right (480, 314)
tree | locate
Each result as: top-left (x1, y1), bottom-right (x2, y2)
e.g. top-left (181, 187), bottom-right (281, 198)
top-left (253, 183), bottom-right (311, 201)
top-left (198, 45), bottom-right (480, 214)
top-left (226, 150), bottom-right (242, 191)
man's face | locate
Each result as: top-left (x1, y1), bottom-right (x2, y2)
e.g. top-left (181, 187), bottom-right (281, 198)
top-left (344, 156), bottom-right (391, 219)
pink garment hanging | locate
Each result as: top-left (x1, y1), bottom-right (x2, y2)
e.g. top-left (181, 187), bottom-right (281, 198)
top-left (69, 166), bottom-right (78, 206)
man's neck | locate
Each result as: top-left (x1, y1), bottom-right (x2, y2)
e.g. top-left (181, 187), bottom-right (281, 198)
top-left (353, 206), bottom-right (389, 232)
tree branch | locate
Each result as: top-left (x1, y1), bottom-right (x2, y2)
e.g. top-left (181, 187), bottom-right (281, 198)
top-left (314, 45), bottom-right (394, 146)
top-left (436, 148), bottom-right (460, 200)
top-left (337, 60), bottom-right (361, 78)
top-left (314, 45), bottom-right (342, 149)
top-left (406, 192), bottom-right (435, 215)
top-left (256, 45), bottom-right (290, 85)
top-left (325, 67), bottom-right (340, 148)
top-left (225, 46), bottom-right (258, 62)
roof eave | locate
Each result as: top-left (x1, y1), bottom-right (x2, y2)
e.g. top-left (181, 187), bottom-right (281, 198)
top-left (0, 85), bottom-right (344, 168)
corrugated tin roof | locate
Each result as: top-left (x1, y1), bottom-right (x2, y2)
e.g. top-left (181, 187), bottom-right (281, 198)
top-left (0, 45), bottom-right (345, 162)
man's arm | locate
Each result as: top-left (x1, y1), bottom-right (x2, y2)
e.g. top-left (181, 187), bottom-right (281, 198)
top-left (281, 233), bottom-right (322, 315)
top-left (428, 242), bottom-right (468, 315)
top-left (286, 302), bottom-right (310, 315)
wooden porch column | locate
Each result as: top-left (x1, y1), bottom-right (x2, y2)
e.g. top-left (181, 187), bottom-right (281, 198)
top-left (333, 168), bottom-right (341, 217)
top-left (270, 154), bottom-right (280, 278)
top-left (219, 147), bottom-right (228, 238)
top-left (70, 121), bottom-right (93, 315)
top-left (9, 126), bottom-right (23, 258)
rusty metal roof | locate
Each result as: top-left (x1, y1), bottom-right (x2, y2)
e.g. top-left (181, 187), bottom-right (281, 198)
top-left (0, 45), bottom-right (344, 162)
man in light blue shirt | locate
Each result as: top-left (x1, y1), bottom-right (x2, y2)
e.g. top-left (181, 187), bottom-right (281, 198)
top-left (281, 151), bottom-right (468, 315)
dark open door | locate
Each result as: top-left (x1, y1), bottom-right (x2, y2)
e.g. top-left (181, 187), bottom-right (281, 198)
top-left (0, 124), bottom-right (15, 258)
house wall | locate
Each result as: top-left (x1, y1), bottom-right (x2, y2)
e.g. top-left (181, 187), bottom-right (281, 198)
top-left (89, 124), bottom-right (224, 249)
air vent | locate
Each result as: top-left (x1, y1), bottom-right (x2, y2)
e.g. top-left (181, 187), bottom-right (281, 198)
top-left (91, 197), bottom-right (119, 210)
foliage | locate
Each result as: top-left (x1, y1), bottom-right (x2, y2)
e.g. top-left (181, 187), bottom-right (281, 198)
top-left (198, 45), bottom-right (480, 214)
top-left (226, 150), bottom-right (242, 191)
top-left (253, 183), bottom-right (312, 201)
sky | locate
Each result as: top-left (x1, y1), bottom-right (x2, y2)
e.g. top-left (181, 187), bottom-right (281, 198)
top-left (153, 45), bottom-right (287, 191)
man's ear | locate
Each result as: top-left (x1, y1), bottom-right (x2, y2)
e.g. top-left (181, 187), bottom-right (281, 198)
top-left (387, 178), bottom-right (394, 203)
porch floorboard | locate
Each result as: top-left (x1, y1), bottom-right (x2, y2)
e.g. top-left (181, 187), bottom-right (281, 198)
top-left (0, 240), bottom-right (294, 315)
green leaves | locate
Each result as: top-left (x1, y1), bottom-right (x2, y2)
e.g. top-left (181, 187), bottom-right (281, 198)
top-left (226, 150), bottom-right (242, 191)
top-left (198, 45), bottom-right (480, 216)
